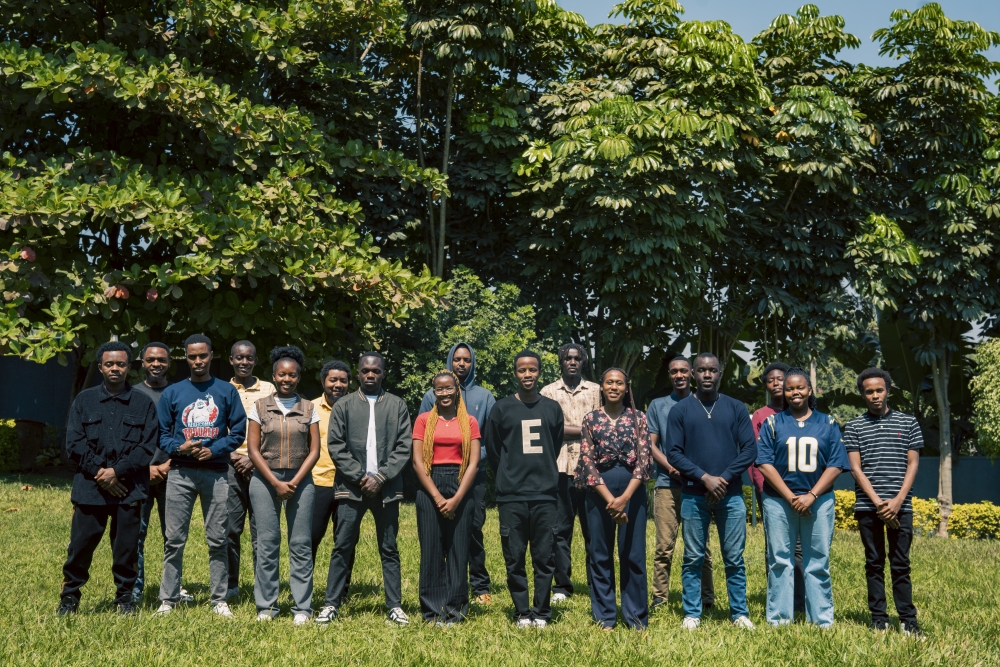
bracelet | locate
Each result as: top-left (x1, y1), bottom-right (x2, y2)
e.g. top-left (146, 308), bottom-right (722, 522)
top-left (808, 491), bottom-right (818, 500)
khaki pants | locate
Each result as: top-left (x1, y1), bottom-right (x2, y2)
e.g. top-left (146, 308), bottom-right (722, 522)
top-left (652, 487), bottom-right (715, 603)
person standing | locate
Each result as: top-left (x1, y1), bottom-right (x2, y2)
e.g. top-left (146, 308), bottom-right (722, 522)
top-left (156, 334), bottom-right (247, 617)
top-left (667, 352), bottom-right (757, 630)
top-left (756, 368), bottom-right (850, 628)
top-left (647, 356), bottom-right (714, 611)
top-left (540, 343), bottom-right (600, 604)
top-left (246, 346), bottom-right (321, 625)
top-left (226, 340), bottom-right (275, 599)
top-left (413, 371), bottom-right (482, 624)
top-left (58, 341), bottom-right (159, 616)
top-left (485, 351), bottom-right (563, 628)
top-left (311, 360), bottom-right (351, 561)
top-left (845, 368), bottom-right (923, 637)
top-left (418, 343), bottom-right (496, 605)
top-left (577, 368), bottom-right (652, 630)
top-left (316, 352), bottom-right (412, 626)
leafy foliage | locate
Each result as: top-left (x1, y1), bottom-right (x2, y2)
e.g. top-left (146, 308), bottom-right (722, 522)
top-left (971, 338), bottom-right (1000, 457)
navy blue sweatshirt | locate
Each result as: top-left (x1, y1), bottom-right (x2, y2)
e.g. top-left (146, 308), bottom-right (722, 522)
top-left (158, 377), bottom-right (247, 472)
top-left (666, 393), bottom-right (756, 496)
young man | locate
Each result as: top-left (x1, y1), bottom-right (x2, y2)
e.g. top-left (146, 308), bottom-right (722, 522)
top-left (845, 368), bottom-right (922, 637)
top-left (667, 352), bottom-right (757, 631)
top-left (485, 351), bottom-right (564, 628)
top-left (539, 343), bottom-right (599, 603)
top-left (311, 360), bottom-right (350, 561)
top-left (58, 341), bottom-right (159, 616)
top-left (316, 352), bottom-right (412, 626)
top-left (647, 356), bottom-right (714, 611)
top-left (156, 334), bottom-right (247, 617)
top-left (225, 340), bottom-right (275, 598)
top-left (418, 342), bottom-right (496, 604)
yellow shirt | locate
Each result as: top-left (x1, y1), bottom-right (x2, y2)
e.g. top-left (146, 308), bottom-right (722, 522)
top-left (230, 377), bottom-right (276, 456)
top-left (311, 394), bottom-right (337, 486)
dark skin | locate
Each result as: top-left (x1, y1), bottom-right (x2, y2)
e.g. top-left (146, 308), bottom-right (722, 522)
top-left (848, 377), bottom-right (919, 529)
top-left (451, 346), bottom-right (473, 384)
top-left (758, 374), bottom-right (842, 517)
top-left (650, 359), bottom-right (691, 480)
top-left (142, 346), bottom-right (172, 486)
top-left (177, 342), bottom-right (214, 461)
top-left (93, 350), bottom-right (130, 497)
top-left (591, 371), bottom-right (643, 525)
top-left (358, 355), bottom-right (386, 497)
top-left (322, 369), bottom-right (350, 404)
top-left (765, 368), bottom-right (787, 411)
top-left (694, 356), bottom-right (728, 505)
top-left (559, 348), bottom-right (585, 441)
top-left (514, 356), bottom-right (541, 402)
top-left (247, 359), bottom-right (320, 501)
top-left (412, 375), bottom-right (481, 520)
top-left (229, 344), bottom-right (258, 475)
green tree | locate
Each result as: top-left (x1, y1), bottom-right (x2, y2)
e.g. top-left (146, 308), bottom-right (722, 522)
top-left (971, 338), bottom-right (1000, 457)
top-left (0, 1), bottom-right (445, 371)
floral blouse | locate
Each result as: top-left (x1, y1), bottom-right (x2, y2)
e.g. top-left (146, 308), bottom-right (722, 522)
top-left (575, 408), bottom-right (652, 487)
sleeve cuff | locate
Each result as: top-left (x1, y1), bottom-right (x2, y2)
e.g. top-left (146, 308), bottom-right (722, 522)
top-left (374, 472), bottom-right (387, 485)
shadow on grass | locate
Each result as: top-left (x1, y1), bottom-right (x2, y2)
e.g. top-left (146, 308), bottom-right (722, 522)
top-left (1, 470), bottom-right (74, 490)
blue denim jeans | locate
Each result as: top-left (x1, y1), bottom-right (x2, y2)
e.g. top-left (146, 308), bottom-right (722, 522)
top-left (762, 492), bottom-right (835, 627)
top-left (680, 493), bottom-right (748, 620)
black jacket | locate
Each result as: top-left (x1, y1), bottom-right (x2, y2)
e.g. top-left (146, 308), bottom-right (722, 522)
top-left (65, 383), bottom-right (158, 506)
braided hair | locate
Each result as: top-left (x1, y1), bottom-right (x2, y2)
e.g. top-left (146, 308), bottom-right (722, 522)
top-left (422, 370), bottom-right (473, 480)
top-left (784, 367), bottom-right (818, 410)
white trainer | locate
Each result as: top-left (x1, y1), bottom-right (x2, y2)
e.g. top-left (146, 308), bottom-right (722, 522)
top-left (154, 602), bottom-right (173, 616)
top-left (550, 593), bottom-right (569, 604)
top-left (732, 615), bottom-right (755, 630)
top-left (516, 618), bottom-right (534, 628)
top-left (386, 607), bottom-right (410, 626)
top-left (179, 588), bottom-right (195, 604)
top-left (533, 618), bottom-right (548, 628)
top-left (256, 611), bottom-right (274, 622)
top-left (293, 613), bottom-right (311, 626)
top-left (681, 617), bottom-right (701, 631)
top-left (212, 602), bottom-right (235, 618)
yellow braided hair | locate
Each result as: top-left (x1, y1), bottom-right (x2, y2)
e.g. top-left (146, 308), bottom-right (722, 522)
top-left (423, 370), bottom-right (473, 479)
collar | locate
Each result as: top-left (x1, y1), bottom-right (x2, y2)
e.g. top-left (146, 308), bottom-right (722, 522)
top-left (357, 388), bottom-right (384, 401)
top-left (320, 393), bottom-right (337, 410)
top-left (264, 393), bottom-right (305, 415)
top-left (556, 377), bottom-right (592, 395)
top-left (99, 382), bottom-right (133, 402)
top-left (230, 376), bottom-right (262, 392)
top-left (865, 408), bottom-right (893, 421)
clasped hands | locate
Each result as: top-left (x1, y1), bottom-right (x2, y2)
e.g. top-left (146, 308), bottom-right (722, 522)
top-left (874, 495), bottom-right (902, 528)
top-left (95, 467), bottom-right (127, 497)
top-left (434, 494), bottom-right (460, 520)
top-left (360, 474), bottom-right (383, 499)
top-left (178, 437), bottom-right (213, 461)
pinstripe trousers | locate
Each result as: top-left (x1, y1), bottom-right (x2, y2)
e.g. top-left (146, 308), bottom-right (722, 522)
top-left (416, 465), bottom-right (473, 623)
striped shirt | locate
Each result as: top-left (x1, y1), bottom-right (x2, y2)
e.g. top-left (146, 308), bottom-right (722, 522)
top-left (843, 409), bottom-right (923, 512)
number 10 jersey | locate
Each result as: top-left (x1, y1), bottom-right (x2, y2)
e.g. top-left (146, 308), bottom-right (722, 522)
top-left (755, 410), bottom-right (851, 497)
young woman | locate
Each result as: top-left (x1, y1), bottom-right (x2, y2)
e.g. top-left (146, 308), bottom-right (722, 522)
top-left (412, 370), bottom-right (482, 625)
top-left (755, 367), bottom-right (850, 628)
top-left (576, 368), bottom-right (652, 630)
top-left (246, 346), bottom-right (321, 624)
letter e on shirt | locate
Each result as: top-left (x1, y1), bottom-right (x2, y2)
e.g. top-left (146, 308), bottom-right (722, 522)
top-left (522, 419), bottom-right (543, 454)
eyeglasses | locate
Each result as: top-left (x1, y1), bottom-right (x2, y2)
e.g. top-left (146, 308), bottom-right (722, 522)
top-left (433, 387), bottom-right (457, 395)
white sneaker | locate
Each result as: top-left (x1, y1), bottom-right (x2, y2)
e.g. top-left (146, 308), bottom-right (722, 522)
top-left (681, 617), bottom-right (701, 630)
top-left (212, 602), bottom-right (235, 618)
top-left (516, 618), bottom-right (534, 628)
top-left (314, 605), bottom-right (338, 624)
top-left (179, 588), bottom-right (195, 604)
top-left (550, 592), bottom-right (569, 604)
top-left (154, 602), bottom-right (173, 616)
top-left (256, 611), bottom-right (274, 622)
top-left (386, 607), bottom-right (409, 626)
top-left (293, 613), bottom-right (311, 626)
top-left (732, 615), bottom-right (755, 630)
top-left (533, 618), bottom-right (547, 628)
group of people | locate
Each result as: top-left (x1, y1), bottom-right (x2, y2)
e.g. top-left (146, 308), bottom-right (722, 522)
top-left (57, 335), bottom-right (923, 636)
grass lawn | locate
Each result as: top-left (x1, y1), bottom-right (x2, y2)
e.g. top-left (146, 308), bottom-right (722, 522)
top-left (1, 474), bottom-right (999, 666)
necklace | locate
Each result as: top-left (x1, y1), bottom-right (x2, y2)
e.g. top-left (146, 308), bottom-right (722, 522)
top-left (699, 398), bottom-right (718, 419)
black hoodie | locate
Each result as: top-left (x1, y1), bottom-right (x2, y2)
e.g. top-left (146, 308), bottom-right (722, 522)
top-left (485, 395), bottom-right (563, 502)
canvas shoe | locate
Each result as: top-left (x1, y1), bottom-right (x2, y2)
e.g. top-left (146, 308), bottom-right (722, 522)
top-left (474, 593), bottom-right (492, 605)
top-left (154, 602), bottom-right (173, 616)
top-left (179, 588), bottom-right (195, 604)
top-left (901, 621), bottom-right (925, 639)
top-left (650, 597), bottom-right (667, 612)
top-left (732, 615), bottom-right (755, 630)
top-left (870, 619), bottom-right (890, 632)
top-left (314, 606), bottom-right (338, 624)
top-left (386, 607), bottom-right (410, 626)
top-left (226, 588), bottom-right (241, 601)
top-left (516, 618), bottom-right (534, 629)
top-left (256, 611), bottom-right (275, 622)
top-left (116, 600), bottom-right (137, 616)
top-left (533, 619), bottom-right (548, 628)
top-left (212, 602), bottom-right (235, 618)
top-left (294, 613), bottom-right (311, 626)
top-left (550, 592), bottom-right (569, 604)
top-left (681, 617), bottom-right (701, 631)
top-left (57, 596), bottom-right (78, 616)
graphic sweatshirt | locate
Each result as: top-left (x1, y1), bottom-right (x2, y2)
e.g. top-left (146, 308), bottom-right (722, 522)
top-left (158, 377), bottom-right (247, 472)
top-left (484, 395), bottom-right (563, 503)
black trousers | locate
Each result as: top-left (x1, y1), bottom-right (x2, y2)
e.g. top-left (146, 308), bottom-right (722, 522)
top-left (498, 500), bottom-right (557, 621)
top-left (311, 484), bottom-right (353, 605)
top-left (324, 495), bottom-right (401, 610)
top-left (553, 473), bottom-right (590, 596)
top-left (226, 464), bottom-right (257, 591)
top-left (468, 471), bottom-right (492, 595)
top-left (134, 480), bottom-right (168, 598)
top-left (61, 502), bottom-right (142, 603)
top-left (416, 465), bottom-right (473, 623)
top-left (856, 511), bottom-right (917, 623)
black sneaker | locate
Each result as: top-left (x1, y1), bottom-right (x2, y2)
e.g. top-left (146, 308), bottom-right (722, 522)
top-left (870, 619), bottom-right (890, 632)
top-left (703, 600), bottom-right (714, 610)
top-left (57, 597), bottom-right (78, 616)
top-left (650, 597), bottom-right (667, 611)
top-left (116, 600), bottom-right (137, 616)
top-left (901, 621), bottom-right (924, 638)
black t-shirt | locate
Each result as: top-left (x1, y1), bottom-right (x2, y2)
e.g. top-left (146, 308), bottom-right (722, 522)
top-left (134, 381), bottom-right (170, 465)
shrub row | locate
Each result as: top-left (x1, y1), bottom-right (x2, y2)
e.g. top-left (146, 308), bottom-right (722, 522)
top-left (0, 420), bottom-right (16, 474)
top-left (831, 489), bottom-right (1000, 539)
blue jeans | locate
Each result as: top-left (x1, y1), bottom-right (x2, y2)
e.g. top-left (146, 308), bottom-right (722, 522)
top-left (763, 492), bottom-right (835, 627)
top-left (680, 494), bottom-right (748, 620)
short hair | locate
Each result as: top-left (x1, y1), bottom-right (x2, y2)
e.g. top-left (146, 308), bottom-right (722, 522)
top-left (183, 333), bottom-right (212, 351)
top-left (270, 345), bottom-right (305, 370)
top-left (857, 367), bottom-right (893, 394)
top-left (763, 361), bottom-right (791, 379)
top-left (230, 339), bottom-right (255, 356)
top-left (358, 351), bottom-right (385, 369)
top-left (320, 360), bottom-right (351, 382)
top-left (693, 352), bottom-right (719, 365)
top-left (140, 342), bottom-right (170, 359)
top-left (96, 341), bottom-right (132, 364)
top-left (667, 355), bottom-right (690, 367)
top-left (557, 343), bottom-right (589, 367)
top-left (513, 350), bottom-right (541, 369)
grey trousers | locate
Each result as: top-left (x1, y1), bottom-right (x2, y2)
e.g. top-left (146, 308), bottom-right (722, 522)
top-left (160, 467), bottom-right (230, 605)
top-left (249, 470), bottom-right (315, 616)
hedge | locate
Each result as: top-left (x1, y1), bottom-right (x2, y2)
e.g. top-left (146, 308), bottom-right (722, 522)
top-left (830, 489), bottom-right (1000, 539)
top-left (0, 420), bottom-right (17, 474)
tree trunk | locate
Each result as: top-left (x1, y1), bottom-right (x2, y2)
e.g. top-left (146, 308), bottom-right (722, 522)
top-left (436, 68), bottom-right (455, 278)
top-left (414, 47), bottom-right (436, 270)
top-left (931, 352), bottom-right (953, 536)
top-left (810, 358), bottom-right (818, 396)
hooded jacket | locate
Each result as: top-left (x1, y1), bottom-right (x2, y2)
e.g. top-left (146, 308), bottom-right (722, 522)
top-left (418, 343), bottom-right (497, 459)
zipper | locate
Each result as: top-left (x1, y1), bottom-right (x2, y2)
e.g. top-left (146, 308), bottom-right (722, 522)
top-left (281, 413), bottom-right (288, 468)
